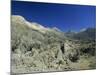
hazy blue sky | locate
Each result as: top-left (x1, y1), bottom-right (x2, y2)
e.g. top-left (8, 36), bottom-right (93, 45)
top-left (12, 1), bottom-right (96, 32)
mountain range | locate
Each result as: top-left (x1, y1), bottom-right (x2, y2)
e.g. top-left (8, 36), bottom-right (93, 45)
top-left (11, 15), bottom-right (96, 74)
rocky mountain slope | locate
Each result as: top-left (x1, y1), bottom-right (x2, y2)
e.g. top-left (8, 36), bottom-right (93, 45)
top-left (11, 15), bottom-right (96, 74)
top-left (65, 28), bottom-right (96, 41)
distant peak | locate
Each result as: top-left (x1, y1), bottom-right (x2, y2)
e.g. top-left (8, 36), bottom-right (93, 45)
top-left (80, 28), bottom-right (87, 32)
top-left (52, 27), bottom-right (61, 32)
top-left (80, 27), bottom-right (95, 32)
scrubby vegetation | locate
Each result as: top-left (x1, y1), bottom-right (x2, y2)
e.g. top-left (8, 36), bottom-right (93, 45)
top-left (11, 15), bottom-right (96, 74)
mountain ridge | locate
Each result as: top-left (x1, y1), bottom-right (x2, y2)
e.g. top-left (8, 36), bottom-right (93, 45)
top-left (12, 15), bottom-right (63, 34)
top-left (11, 15), bottom-right (96, 73)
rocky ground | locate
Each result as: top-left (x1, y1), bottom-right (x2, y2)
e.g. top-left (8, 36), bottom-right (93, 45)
top-left (11, 15), bottom-right (96, 74)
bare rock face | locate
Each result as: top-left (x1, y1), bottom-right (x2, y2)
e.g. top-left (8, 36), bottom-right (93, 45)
top-left (12, 15), bottom-right (25, 22)
top-left (11, 15), bottom-right (96, 74)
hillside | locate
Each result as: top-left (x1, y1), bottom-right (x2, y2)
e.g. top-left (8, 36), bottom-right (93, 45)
top-left (11, 15), bottom-right (96, 74)
top-left (65, 28), bottom-right (96, 41)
